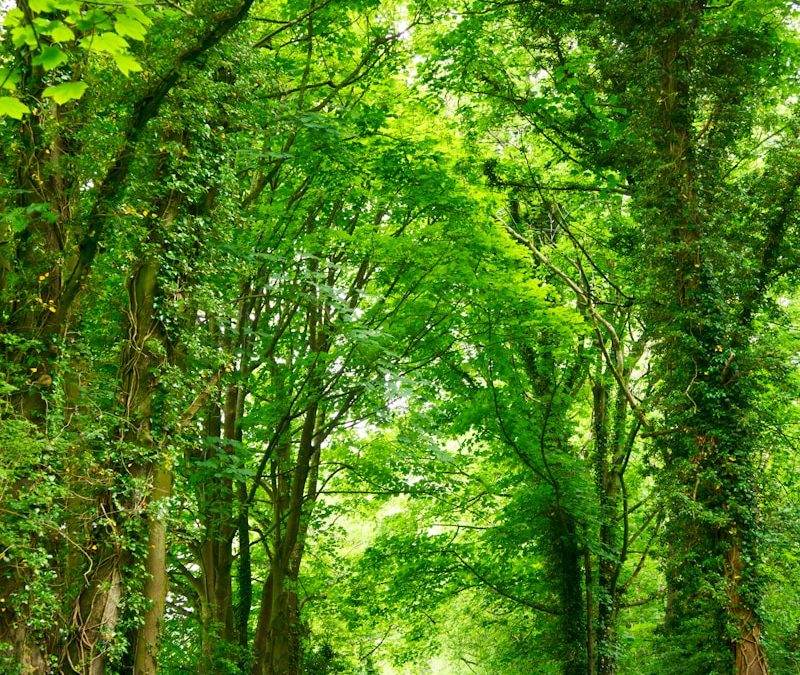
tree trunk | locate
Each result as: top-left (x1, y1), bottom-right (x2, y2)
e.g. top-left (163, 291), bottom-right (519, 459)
top-left (65, 259), bottom-right (162, 672)
top-left (584, 546), bottom-right (596, 675)
top-left (642, 3), bottom-right (769, 670)
top-left (236, 480), bottom-right (252, 667)
top-left (251, 571), bottom-right (273, 675)
top-left (0, 627), bottom-right (47, 675)
top-left (133, 463), bottom-right (173, 674)
top-left (64, 519), bottom-right (125, 674)
top-left (735, 624), bottom-right (768, 675)
top-left (547, 509), bottom-right (587, 675)
top-left (0, 68), bottom-right (71, 675)
top-left (729, 544), bottom-right (768, 675)
top-left (196, 387), bottom-right (239, 671)
top-left (251, 398), bottom-right (325, 674)
top-left (252, 562), bottom-right (301, 675)
top-left (592, 380), bottom-right (614, 675)
top-left (593, 377), bottom-right (629, 675)
top-left (266, 589), bottom-right (301, 675)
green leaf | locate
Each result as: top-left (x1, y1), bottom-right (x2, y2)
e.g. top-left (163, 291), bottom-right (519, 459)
top-left (49, 22), bottom-right (76, 42)
top-left (3, 8), bottom-right (24, 28)
top-left (0, 97), bottom-right (31, 120)
top-left (80, 31), bottom-right (129, 55)
top-left (125, 6), bottom-right (153, 27)
top-left (114, 14), bottom-right (146, 41)
top-left (32, 46), bottom-right (68, 71)
top-left (0, 68), bottom-right (21, 92)
top-left (113, 52), bottom-right (143, 76)
top-left (29, 0), bottom-right (59, 11)
top-left (12, 25), bottom-right (39, 48)
top-left (42, 81), bottom-right (87, 104)
top-left (75, 10), bottom-right (112, 32)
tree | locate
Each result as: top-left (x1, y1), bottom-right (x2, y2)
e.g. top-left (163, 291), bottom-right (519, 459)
top-left (2, 2), bottom-right (800, 674)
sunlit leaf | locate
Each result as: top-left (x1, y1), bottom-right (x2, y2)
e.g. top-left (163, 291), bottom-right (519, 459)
top-left (29, 0), bottom-right (59, 11)
top-left (124, 6), bottom-right (153, 27)
top-left (114, 14), bottom-right (146, 41)
top-left (42, 81), bottom-right (88, 104)
top-left (0, 96), bottom-right (30, 119)
top-left (49, 22), bottom-right (76, 42)
top-left (3, 8), bottom-right (24, 28)
top-left (11, 25), bottom-right (38, 48)
top-left (0, 67), bottom-right (21, 92)
top-left (113, 52), bottom-right (143, 76)
top-left (80, 31), bottom-right (129, 55)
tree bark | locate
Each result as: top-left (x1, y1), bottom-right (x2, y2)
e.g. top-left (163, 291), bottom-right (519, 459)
top-left (196, 387), bottom-right (240, 671)
top-left (593, 376), bottom-right (629, 675)
top-left (133, 464), bottom-right (173, 674)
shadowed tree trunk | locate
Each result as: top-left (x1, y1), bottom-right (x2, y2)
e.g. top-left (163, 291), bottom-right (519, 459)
top-left (252, 403), bottom-right (322, 675)
top-left (194, 384), bottom-right (243, 672)
top-left (639, 4), bottom-right (770, 671)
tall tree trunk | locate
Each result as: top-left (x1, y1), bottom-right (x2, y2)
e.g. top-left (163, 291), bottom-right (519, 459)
top-left (236, 482), bottom-right (252, 653)
top-left (251, 571), bottom-right (274, 675)
top-left (65, 259), bottom-right (162, 672)
top-left (584, 546), bottom-right (596, 675)
top-left (251, 427), bottom-right (313, 673)
top-left (266, 585), bottom-right (301, 675)
top-left (133, 463), bottom-right (173, 674)
top-left (64, 513), bottom-right (125, 674)
top-left (70, 243), bottom-right (169, 673)
top-left (196, 386), bottom-right (241, 671)
top-left (0, 57), bottom-right (72, 674)
top-left (551, 511), bottom-right (587, 675)
top-left (251, 400), bottom-right (326, 675)
top-left (641, 4), bottom-right (769, 671)
top-left (593, 376), bottom-right (629, 675)
top-left (592, 379), bottom-right (613, 675)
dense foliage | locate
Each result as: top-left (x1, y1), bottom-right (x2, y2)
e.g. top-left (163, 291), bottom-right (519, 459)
top-left (1, 1), bottom-right (799, 674)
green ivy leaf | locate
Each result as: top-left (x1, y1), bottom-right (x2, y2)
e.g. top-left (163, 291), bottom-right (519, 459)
top-left (42, 81), bottom-right (88, 104)
top-left (0, 96), bottom-right (31, 120)
top-left (32, 46), bottom-right (68, 71)
top-left (114, 14), bottom-right (146, 41)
